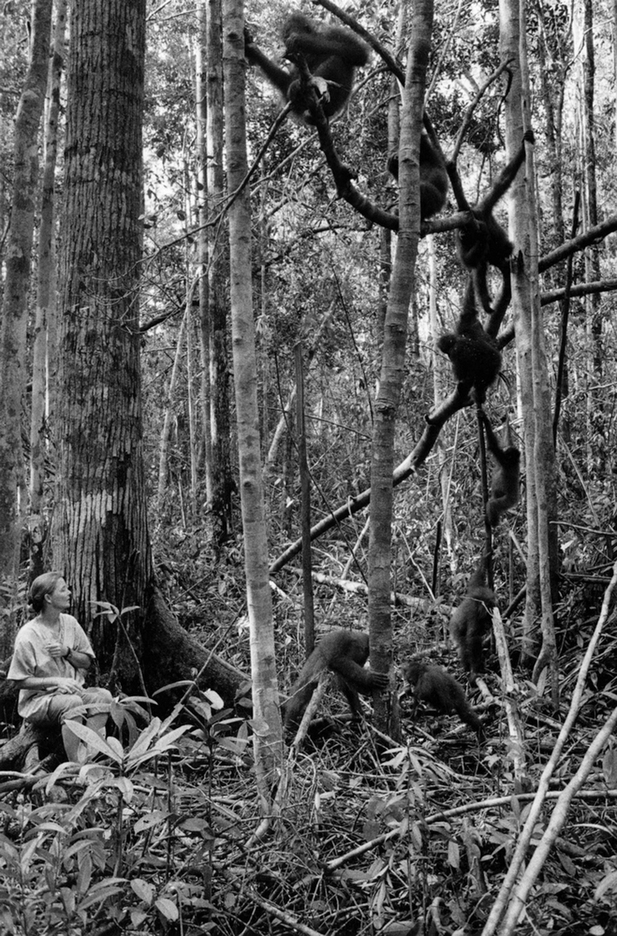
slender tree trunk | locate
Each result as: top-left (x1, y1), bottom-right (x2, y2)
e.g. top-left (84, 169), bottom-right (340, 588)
top-left (29, 0), bottom-right (67, 580)
top-left (614, 0), bottom-right (617, 152)
top-left (368, 0), bottom-right (432, 734)
top-left (157, 312), bottom-right (187, 507)
top-left (295, 344), bottom-right (315, 657)
top-left (186, 299), bottom-right (199, 511)
top-left (579, 0), bottom-right (603, 468)
top-left (196, 0), bottom-right (213, 498)
top-left (264, 301), bottom-right (336, 474)
top-left (0, 0), bottom-right (52, 588)
top-left (223, 0), bottom-right (283, 798)
top-left (182, 144), bottom-right (199, 513)
top-left (206, 0), bottom-right (233, 546)
top-left (429, 239), bottom-right (454, 570)
top-left (500, 0), bottom-right (558, 697)
top-left (378, 4), bottom-right (405, 343)
top-left (535, 1), bottom-right (572, 445)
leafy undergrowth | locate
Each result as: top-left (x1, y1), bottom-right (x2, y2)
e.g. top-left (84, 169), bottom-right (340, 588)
top-left (1, 668), bottom-right (617, 936)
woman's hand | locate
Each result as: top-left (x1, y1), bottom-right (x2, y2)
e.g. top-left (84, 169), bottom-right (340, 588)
top-left (17, 674), bottom-right (85, 694)
top-left (47, 640), bottom-right (70, 660)
top-left (55, 678), bottom-right (85, 694)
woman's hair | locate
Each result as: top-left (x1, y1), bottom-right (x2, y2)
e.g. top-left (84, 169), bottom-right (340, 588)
top-left (29, 572), bottom-right (64, 613)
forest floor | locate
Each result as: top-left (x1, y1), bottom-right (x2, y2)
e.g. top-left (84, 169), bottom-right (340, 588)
top-left (1, 587), bottom-right (617, 935)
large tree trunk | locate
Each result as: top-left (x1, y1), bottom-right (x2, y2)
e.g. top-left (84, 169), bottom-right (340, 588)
top-left (53, 0), bottom-right (245, 707)
top-left (55, 0), bottom-right (151, 668)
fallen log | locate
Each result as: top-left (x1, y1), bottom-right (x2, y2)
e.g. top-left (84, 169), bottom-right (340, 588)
top-left (0, 721), bottom-right (64, 771)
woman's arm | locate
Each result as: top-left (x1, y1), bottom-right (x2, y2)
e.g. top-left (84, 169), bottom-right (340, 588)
top-left (47, 641), bottom-right (93, 671)
top-left (15, 675), bottom-right (85, 693)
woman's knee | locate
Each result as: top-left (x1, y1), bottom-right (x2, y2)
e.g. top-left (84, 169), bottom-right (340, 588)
top-left (47, 694), bottom-right (87, 724)
top-left (81, 687), bottom-right (112, 718)
top-left (82, 687), bottom-right (113, 705)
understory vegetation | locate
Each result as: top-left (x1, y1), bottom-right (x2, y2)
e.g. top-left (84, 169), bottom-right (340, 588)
top-left (2, 572), bottom-right (617, 935)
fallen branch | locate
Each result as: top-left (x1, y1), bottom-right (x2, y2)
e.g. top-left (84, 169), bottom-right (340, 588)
top-left (480, 559), bottom-right (617, 936)
top-left (495, 706), bottom-right (617, 935)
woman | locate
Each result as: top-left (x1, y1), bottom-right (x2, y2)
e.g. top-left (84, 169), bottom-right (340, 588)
top-left (8, 572), bottom-right (113, 762)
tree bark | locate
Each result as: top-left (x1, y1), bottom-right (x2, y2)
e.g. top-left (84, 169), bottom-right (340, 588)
top-left (158, 311), bottom-right (188, 506)
top-left (500, 0), bottom-right (558, 695)
top-left (223, 0), bottom-right (283, 798)
top-left (53, 0), bottom-right (245, 707)
top-left (0, 0), bottom-right (52, 586)
top-left (55, 0), bottom-right (151, 673)
top-left (368, 0), bottom-right (431, 734)
top-left (203, 0), bottom-right (234, 547)
top-left (578, 0), bottom-right (603, 470)
top-left (30, 0), bottom-right (67, 580)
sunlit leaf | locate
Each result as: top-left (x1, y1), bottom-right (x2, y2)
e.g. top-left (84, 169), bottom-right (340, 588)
top-left (127, 717), bottom-right (162, 759)
top-left (155, 896), bottom-right (179, 921)
top-left (131, 878), bottom-right (155, 904)
top-left (595, 868), bottom-right (617, 900)
top-left (153, 680), bottom-right (195, 695)
top-left (63, 722), bottom-right (123, 764)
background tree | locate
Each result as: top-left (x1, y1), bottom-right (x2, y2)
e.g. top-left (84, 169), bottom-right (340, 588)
top-left (29, 0), bottom-right (67, 581)
top-left (368, 0), bottom-right (432, 732)
top-left (0, 0), bottom-right (51, 612)
top-left (222, 0), bottom-right (283, 795)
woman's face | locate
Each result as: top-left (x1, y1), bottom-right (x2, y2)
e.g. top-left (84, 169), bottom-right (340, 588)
top-left (47, 577), bottom-right (71, 612)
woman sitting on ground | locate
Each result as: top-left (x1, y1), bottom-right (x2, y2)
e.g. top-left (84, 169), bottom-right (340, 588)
top-left (8, 572), bottom-right (112, 762)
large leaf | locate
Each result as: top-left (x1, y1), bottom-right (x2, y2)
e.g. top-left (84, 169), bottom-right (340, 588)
top-left (63, 722), bottom-right (123, 764)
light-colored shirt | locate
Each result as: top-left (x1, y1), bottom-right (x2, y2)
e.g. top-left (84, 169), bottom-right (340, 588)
top-left (7, 614), bottom-right (95, 719)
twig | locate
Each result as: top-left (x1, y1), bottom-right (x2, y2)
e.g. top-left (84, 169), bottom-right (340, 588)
top-left (480, 559), bottom-right (617, 936)
top-left (326, 787), bottom-right (617, 873)
top-left (495, 706), bottom-right (617, 935)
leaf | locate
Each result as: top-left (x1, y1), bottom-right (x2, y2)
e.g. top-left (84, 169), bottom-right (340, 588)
top-left (150, 724), bottom-right (191, 751)
top-left (91, 601), bottom-right (119, 621)
top-left (109, 776), bottom-right (134, 801)
top-left (153, 680), bottom-right (195, 695)
top-left (106, 736), bottom-right (124, 759)
top-left (74, 878), bottom-right (126, 910)
top-left (44, 760), bottom-right (81, 793)
top-left (134, 810), bottom-right (170, 833)
top-left (177, 817), bottom-right (211, 833)
top-left (448, 839), bottom-right (460, 869)
top-left (602, 748), bottom-right (617, 786)
top-left (76, 850), bottom-right (92, 895)
top-left (127, 717), bottom-right (162, 759)
top-left (63, 722), bottom-right (123, 764)
top-left (217, 737), bottom-right (249, 756)
top-left (203, 689), bottom-right (225, 710)
top-left (35, 821), bottom-right (66, 833)
top-left (155, 897), bottom-right (179, 921)
top-left (131, 878), bottom-right (155, 904)
top-left (595, 868), bottom-right (617, 900)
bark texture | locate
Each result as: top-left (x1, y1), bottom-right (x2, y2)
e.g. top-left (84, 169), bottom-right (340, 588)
top-left (368, 0), bottom-right (432, 733)
top-left (52, 0), bottom-right (245, 706)
top-left (0, 0), bottom-right (52, 581)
